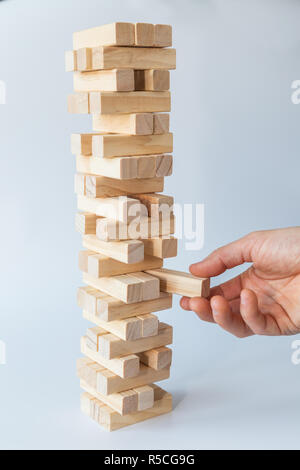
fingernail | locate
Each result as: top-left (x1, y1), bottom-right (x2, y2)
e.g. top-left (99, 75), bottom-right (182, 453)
top-left (240, 292), bottom-right (247, 305)
top-left (212, 308), bottom-right (219, 317)
top-left (181, 298), bottom-right (189, 309)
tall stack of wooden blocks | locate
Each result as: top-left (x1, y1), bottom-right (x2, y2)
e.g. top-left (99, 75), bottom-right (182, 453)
top-left (66, 22), bottom-right (210, 431)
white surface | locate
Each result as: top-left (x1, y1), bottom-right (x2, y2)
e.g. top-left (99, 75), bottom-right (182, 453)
top-left (0, 0), bottom-right (300, 450)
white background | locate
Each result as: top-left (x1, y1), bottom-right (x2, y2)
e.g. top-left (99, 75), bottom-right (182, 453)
top-left (0, 0), bottom-right (299, 450)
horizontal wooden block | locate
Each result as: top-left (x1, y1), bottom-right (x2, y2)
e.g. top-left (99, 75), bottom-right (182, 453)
top-left (83, 234), bottom-right (144, 264)
top-left (73, 22), bottom-right (135, 49)
top-left (83, 272), bottom-right (160, 304)
top-left (76, 155), bottom-right (138, 179)
top-left (78, 357), bottom-right (170, 396)
top-left (81, 384), bottom-right (172, 431)
top-left (96, 214), bottom-right (175, 242)
top-left (138, 346), bottom-right (172, 370)
top-left (68, 91), bottom-right (171, 115)
top-left (75, 212), bottom-right (97, 235)
top-left (145, 268), bottom-right (211, 298)
top-left (98, 322), bottom-right (173, 360)
top-left (84, 311), bottom-right (141, 341)
top-left (135, 70), bottom-right (170, 91)
top-left (84, 175), bottom-right (164, 198)
top-left (77, 195), bottom-right (148, 223)
top-left (143, 236), bottom-right (178, 259)
top-left (83, 310), bottom-right (158, 341)
top-left (83, 272), bottom-right (143, 304)
top-left (76, 155), bottom-right (171, 181)
top-left (80, 377), bottom-right (154, 415)
top-left (82, 251), bottom-right (163, 277)
top-left (92, 113), bottom-right (153, 135)
top-left (153, 113), bottom-right (170, 135)
top-left (89, 91), bottom-right (171, 114)
top-left (81, 336), bottom-right (140, 378)
top-left (76, 46), bottom-right (176, 72)
top-left (78, 287), bottom-right (172, 321)
top-left (73, 69), bottom-right (134, 92)
top-left (80, 377), bottom-right (136, 415)
top-left (72, 23), bottom-right (172, 50)
top-left (133, 193), bottom-right (174, 218)
top-left (92, 133), bottom-right (173, 158)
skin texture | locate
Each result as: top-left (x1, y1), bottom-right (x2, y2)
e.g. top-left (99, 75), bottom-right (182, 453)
top-left (180, 227), bottom-right (300, 337)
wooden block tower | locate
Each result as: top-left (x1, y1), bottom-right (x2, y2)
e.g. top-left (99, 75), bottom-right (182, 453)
top-left (66, 22), bottom-right (210, 431)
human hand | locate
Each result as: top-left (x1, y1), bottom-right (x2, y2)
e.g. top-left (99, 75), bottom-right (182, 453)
top-left (180, 227), bottom-right (300, 337)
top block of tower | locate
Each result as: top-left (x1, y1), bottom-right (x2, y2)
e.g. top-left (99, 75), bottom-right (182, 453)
top-left (73, 22), bottom-right (172, 50)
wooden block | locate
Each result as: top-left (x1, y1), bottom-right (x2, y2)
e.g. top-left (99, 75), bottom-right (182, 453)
top-left (79, 250), bottom-right (93, 273)
top-left (92, 133), bottom-right (173, 158)
top-left (77, 357), bottom-right (104, 389)
top-left (77, 46), bottom-right (176, 72)
top-left (129, 272), bottom-right (160, 302)
top-left (86, 326), bottom-right (107, 351)
top-left (85, 175), bottom-right (164, 198)
top-left (75, 212), bottom-right (97, 235)
top-left (92, 113), bottom-right (153, 135)
top-left (137, 314), bottom-right (159, 338)
top-left (136, 155), bottom-right (156, 178)
top-left (83, 235), bottom-right (144, 264)
top-left (78, 286), bottom-right (106, 316)
top-left (86, 252), bottom-right (163, 277)
top-left (82, 336), bottom-right (140, 378)
top-left (77, 48), bottom-right (93, 72)
top-left (71, 133), bottom-right (98, 156)
top-left (145, 268), bottom-right (211, 298)
top-left (74, 173), bottom-right (86, 196)
top-left (135, 23), bottom-right (155, 47)
top-left (76, 155), bottom-right (138, 180)
top-left (84, 310), bottom-right (143, 341)
top-left (68, 93), bottom-right (89, 114)
top-left (135, 70), bottom-right (170, 91)
top-left (78, 287), bottom-right (173, 321)
top-left (153, 113), bottom-right (170, 134)
top-left (73, 23), bottom-right (135, 49)
top-left (83, 309), bottom-right (158, 340)
top-left (143, 236), bottom-right (178, 259)
top-left (77, 195), bottom-right (148, 223)
top-left (79, 378), bottom-right (139, 415)
top-left (98, 322), bottom-right (173, 360)
top-left (134, 385), bottom-right (155, 411)
top-left (83, 272), bottom-right (144, 304)
top-left (89, 91), bottom-right (171, 114)
top-left (83, 272), bottom-right (160, 304)
top-left (77, 357), bottom-right (170, 396)
top-left (154, 24), bottom-right (172, 47)
top-left (102, 365), bottom-right (169, 396)
top-left (155, 154), bottom-right (173, 177)
top-left (81, 385), bottom-right (172, 431)
top-left (138, 346), bottom-right (172, 370)
top-left (73, 69), bottom-right (134, 92)
top-left (65, 50), bottom-right (77, 72)
top-left (133, 193), bottom-right (174, 218)
top-left (96, 214), bottom-right (175, 241)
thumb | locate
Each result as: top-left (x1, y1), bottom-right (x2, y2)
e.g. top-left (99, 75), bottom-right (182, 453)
top-left (190, 233), bottom-right (256, 278)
